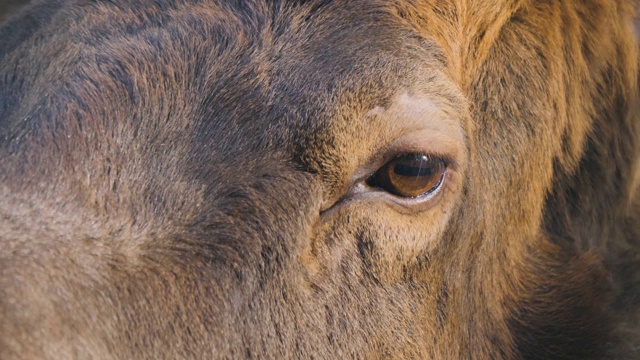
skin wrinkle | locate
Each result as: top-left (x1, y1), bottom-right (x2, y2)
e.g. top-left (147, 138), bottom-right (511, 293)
top-left (0, 0), bottom-right (639, 359)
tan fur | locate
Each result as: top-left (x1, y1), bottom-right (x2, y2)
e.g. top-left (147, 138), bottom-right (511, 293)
top-left (0, 0), bottom-right (639, 358)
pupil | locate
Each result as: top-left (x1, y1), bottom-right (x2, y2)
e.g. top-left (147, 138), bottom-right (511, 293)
top-left (394, 162), bottom-right (433, 177)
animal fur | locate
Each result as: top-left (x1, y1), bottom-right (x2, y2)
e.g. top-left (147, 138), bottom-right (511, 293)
top-left (0, 0), bottom-right (639, 358)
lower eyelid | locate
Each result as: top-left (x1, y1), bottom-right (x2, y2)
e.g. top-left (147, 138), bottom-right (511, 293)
top-left (343, 176), bottom-right (447, 214)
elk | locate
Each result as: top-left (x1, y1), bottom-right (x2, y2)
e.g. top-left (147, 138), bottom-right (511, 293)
top-left (1, 0), bottom-right (639, 358)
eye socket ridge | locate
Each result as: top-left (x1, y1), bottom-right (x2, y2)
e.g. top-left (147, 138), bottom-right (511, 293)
top-left (365, 153), bottom-right (447, 198)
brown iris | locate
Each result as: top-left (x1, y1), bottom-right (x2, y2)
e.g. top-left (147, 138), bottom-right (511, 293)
top-left (367, 154), bottom-right (446, 198)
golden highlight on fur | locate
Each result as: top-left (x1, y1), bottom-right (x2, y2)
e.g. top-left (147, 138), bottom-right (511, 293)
top-left (0, 0), bottom-right (639, 358)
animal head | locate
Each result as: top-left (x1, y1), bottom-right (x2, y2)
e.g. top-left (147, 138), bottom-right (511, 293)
top-left (1, 0), bottom-right (639, 358)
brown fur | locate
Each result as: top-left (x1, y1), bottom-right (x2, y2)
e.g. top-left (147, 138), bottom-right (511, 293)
top-left (1, 0), bottom-right (639, 358)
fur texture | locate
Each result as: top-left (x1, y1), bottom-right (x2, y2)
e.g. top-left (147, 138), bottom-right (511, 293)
top-left (0, 0), bottom-right (639, 358)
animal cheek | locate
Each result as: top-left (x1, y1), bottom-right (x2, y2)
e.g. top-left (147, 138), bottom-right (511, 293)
top-left (303, 162), bottom-right (464, 284)
top-left (303, 202), bottom-right (455, 284)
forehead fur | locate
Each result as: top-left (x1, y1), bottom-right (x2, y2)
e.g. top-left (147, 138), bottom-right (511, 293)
top-left (0, 0), bottom-right (461, 214)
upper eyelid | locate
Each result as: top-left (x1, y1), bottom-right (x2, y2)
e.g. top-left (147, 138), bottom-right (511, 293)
top-left (354, 150), bottom-right (454, 185)
top-left (366, 154), bottom-right (447, 192)
top-left (380, 152), bottom-right (454, 170)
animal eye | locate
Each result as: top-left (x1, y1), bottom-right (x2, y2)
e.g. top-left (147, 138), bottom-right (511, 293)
top-left (366, 154), bottom-right (446, 198)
